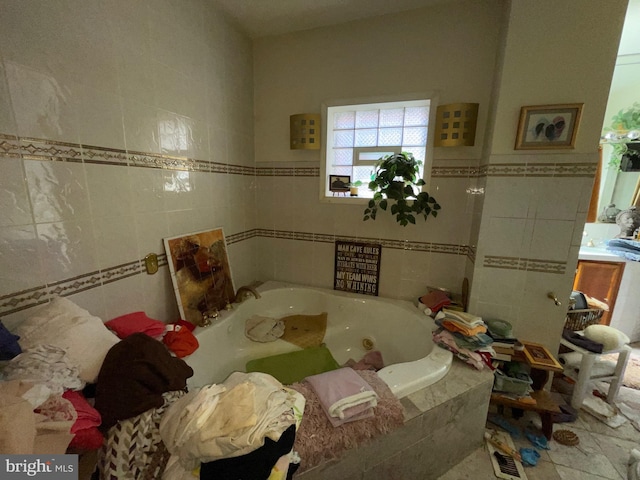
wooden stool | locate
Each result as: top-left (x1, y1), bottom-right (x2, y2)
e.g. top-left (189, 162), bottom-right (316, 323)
top-left (490, 390), bottom-right (565, 440)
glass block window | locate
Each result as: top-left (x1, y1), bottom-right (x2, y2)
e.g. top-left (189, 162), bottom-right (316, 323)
top-left (324, 99), bottom-right (430, 198)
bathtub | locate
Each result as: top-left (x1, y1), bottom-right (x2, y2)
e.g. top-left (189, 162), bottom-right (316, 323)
top-left (185, 281), bottom-right (452, 397)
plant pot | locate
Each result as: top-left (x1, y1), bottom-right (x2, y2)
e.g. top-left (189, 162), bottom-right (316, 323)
top-left (349, 186), bottom-right (359, 196)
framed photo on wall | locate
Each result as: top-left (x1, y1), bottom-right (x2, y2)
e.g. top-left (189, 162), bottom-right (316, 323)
top-left (515, 103), bottom-right (583, 150)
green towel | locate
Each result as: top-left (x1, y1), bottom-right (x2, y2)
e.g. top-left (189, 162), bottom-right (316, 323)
top-left (245, 345), bottom-right (340, 385)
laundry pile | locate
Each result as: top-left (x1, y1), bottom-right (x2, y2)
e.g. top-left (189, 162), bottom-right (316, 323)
top-left (160, 371), bottom-right (305, 480)
top-left (432, 309), bottom-right (495, 370)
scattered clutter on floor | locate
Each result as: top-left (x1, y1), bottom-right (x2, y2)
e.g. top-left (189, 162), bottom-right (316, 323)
top-left (485, 429), bottom-right (528, 480)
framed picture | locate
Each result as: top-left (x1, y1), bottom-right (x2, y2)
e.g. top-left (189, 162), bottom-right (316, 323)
top-left (164, 228), bottom-right (235, 326)
top-left (329, 175), bottom-right (350, 193)
top-left (521, 341), bottom-right (564, 372)
top-left (515, 103), bottom-right (583, 150)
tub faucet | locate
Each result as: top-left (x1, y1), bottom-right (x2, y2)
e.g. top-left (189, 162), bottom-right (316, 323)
top-left (198, 308), bottom-right (219, 327)
top-left (233, 285), bottom-right (261, 304)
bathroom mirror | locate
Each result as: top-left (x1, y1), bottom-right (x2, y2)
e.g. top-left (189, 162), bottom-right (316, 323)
top-left (593, 2), bottom-right (640, 222)
top-left (597, 143), bottom-right (640, 222)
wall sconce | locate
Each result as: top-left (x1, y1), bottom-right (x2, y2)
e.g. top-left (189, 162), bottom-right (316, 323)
top-left (290, 114), bottom-right (321, 150)
top-left (434, 103), bottom-right (479, 147)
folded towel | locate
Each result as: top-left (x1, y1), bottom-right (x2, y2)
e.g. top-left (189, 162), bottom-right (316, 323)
top-left (442, 309), bottom-right (484, 327)
top-left (305, 367), bottom-right (378, 427)
top-left (441, 319), bottom-right (487, 337)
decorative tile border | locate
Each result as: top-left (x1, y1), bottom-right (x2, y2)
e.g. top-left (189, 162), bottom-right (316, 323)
top-left (1, 133), bottom-right (598, 180)
top-left (0, 229), bottom-right (472, 315)
top-left (481, 162), bottom-right (596, 178)
top-left (0, 254), bottom-right (168, 316)
top-left (483, 255), bottom-right (566, 275)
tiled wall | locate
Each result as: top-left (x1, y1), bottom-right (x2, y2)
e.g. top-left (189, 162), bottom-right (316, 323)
top-left (0, 0), bottom-right (256, 324)
top-left (1, 0), bottom-right (492, 326)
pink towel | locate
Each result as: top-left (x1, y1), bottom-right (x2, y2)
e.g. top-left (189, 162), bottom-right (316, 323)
top-left (305, 367), bottom-right (378, 427)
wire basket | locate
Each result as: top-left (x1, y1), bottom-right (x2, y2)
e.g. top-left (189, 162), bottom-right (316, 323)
top-left (564, 308), bottom-right (604, 331)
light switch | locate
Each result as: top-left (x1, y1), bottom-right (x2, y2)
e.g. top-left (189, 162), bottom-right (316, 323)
top-left (144, 253), bottom-right (158, 274)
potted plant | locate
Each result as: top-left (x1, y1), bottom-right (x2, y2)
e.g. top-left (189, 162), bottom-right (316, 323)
top-left (363, 152), bottom-right (441, 226)
top-left (347, 180), bottom-right (364, 197)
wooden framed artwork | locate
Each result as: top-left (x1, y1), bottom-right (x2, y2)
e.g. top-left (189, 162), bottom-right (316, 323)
top-left (515, 103), bottom-right (583, 150)
top-left (164, 228), bottom-right (235, 326)
top-left (522, 341), bottom-right (564, 372)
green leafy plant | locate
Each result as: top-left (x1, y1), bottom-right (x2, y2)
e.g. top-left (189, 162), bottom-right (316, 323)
top-left (363, 152), bottom-right (441, 226)
top-left (602, 102), bottom-right (640, 169)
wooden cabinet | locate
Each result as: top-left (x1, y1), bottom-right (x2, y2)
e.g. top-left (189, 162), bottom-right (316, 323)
top-left (572, 260), bottom-right (625, 326)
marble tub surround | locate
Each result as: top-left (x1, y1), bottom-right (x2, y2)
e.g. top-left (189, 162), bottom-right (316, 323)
top-left (296, 361), bottom-right (494, 480)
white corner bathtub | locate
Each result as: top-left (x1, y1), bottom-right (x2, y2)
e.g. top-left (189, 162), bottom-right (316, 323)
top-left (184, 281), bottom-right (452, 398)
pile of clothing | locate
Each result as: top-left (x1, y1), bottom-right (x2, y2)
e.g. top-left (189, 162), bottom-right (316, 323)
top-left (94, 333), bottom-right (194, 480)
top-left (159, 371), bottom-right (305, 480)
top-left (432, 309), bottom-right (495, 370)
top-left (1, 316), bottom-right (105, 455)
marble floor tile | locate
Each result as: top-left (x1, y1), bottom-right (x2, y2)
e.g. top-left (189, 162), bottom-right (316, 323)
top-left (554, 464), bottom-right (624, 480)
top-left (592, 432), bottom-right (639, 479)
top-left (435, 446), bottom-right (495, 480)
top-left (525, 459), bottom-right (562, 480)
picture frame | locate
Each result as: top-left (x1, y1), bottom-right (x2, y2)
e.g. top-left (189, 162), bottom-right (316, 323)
top-left (515, 103), bottom-right (583, 150)
top-left (164, 227), bottom-right (235, 326)
top-left (329, 174), bottom-right (350, 193)
top-left (521, 341), bottom-right (564, 372)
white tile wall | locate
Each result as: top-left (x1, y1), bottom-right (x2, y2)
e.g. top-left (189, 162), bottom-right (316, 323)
top-left (0, 0), bottom-right (258, 322)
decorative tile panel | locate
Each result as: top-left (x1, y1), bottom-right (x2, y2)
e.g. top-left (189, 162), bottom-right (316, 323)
top-left (0, 134), bottom-right (22, 158)
top-left (483, 255), bottom-right (566, 274)
top-left (21, 137), bottom-right (83, 163)
top-left (81, 144), bottom-right (128, 166)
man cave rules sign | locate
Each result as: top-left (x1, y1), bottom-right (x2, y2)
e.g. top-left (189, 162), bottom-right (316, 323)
top-left (334, 241), bottom-right (381, 296)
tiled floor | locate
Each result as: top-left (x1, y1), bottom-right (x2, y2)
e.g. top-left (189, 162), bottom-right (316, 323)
top-left (438, 345), bottom-right (640, 480)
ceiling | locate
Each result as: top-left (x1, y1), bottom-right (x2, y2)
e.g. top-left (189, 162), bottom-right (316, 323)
top-left (213, 0), bottom-right (640, 54)
top-left (210, 0), bottom-right (450, 38)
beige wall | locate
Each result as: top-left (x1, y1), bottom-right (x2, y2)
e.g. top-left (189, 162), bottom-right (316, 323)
top-left (490, 0), bottom-right (627, 155)
top-left (254, 0), bottom-right (504, 164)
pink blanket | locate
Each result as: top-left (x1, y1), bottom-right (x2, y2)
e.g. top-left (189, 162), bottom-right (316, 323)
top-left (305, 367), bottom-right (378, 427)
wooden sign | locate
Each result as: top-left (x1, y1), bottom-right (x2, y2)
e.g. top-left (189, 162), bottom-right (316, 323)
top-left (334, 241), bottom-right (381, 296)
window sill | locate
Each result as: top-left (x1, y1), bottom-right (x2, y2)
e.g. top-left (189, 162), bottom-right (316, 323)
top-left (320, 195), bottom-right (371, 205)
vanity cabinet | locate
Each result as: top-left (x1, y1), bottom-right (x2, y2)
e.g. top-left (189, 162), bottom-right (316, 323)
top-left (572, 260), bottom-right (625, 326)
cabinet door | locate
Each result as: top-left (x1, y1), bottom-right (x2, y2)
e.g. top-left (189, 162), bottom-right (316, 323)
top-left (572, 260), bottom-right (625, 326)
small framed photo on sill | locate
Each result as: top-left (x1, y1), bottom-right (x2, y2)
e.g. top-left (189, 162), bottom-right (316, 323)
top-left (329, 175), bottom-right (350, 195)
top-left (515, 103), bottom-right (583, 150)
